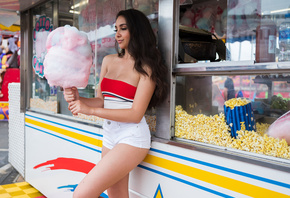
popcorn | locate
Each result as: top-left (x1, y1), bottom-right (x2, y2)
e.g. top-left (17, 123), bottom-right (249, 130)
top-left (256, 122), bottom-right (270, 135)
top-left (224, 98), bottom-right (255, 138)
top-left (145, 114), bottom-right (156, 132)
top-left (233, 130), bottom-right (290, 159)
top-left (175, 105), bottom-right (290, 159)
top-left (75, 113), bottom-right (104, 122)
top-left (175, 105), bottom-right (232, 147)
top-left (224, 98), bottom-right (250, 109)
top-left (30, 98), bottom-right (58, 113)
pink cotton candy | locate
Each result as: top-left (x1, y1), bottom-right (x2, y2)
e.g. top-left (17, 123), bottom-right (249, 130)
top-left (43, 25), bottom-right (93, 88)
top-left (267, 111), bottom-right (290, 145)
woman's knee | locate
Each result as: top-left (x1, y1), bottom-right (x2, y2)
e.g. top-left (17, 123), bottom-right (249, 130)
top-left (107, 187), bottom-right (129, 198)
top-left (107, 174), bottom-right (129, 198)
top-left (73, 186), bottom-right (98, 198)
top-left (72, 188), bottom-right (86, 198)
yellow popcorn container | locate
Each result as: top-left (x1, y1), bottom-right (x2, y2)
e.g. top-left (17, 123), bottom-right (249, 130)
top-left (224, 99), bottom-right (256, 138)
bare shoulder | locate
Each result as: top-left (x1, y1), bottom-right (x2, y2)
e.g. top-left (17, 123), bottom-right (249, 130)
top-left (101, 54), bottom-right (118, 71)
top-left (103, 54), bottom-right (118, 63)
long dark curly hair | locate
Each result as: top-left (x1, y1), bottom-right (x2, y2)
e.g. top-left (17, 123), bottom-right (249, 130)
top-left (115, 9), bottom-right (168, 109)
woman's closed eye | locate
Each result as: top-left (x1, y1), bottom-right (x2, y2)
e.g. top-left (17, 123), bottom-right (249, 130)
top-left (114, 27), bottom-right (127, 32)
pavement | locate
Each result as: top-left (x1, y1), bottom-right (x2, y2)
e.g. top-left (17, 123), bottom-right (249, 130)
top-left (0, 121), bottom-right (23, 185)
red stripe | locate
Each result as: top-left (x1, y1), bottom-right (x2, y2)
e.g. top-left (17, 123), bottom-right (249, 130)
top-left (101, 77), bottom-right (136, 100)
top-left (34, 158), bottom-right (95, 174)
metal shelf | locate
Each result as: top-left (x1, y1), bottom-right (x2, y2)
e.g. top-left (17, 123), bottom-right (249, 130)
top-left (173, 61), bottom-right (290, 75)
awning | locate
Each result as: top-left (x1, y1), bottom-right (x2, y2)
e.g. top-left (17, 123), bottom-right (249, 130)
top-left (0, 24), bottom-right (20, 32)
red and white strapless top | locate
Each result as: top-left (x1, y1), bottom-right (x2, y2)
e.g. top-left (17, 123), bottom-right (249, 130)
top-left (101, 77), bottom-right (137, 109)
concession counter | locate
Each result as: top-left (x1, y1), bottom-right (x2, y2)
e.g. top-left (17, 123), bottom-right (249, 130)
top-left (9, 0), bottom-right (290, 197)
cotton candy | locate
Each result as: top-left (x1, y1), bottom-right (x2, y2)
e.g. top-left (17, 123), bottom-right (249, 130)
top-left (267, 111), bottom-right (290, 145)
top-left (43, 25), bottom-right (93, 88)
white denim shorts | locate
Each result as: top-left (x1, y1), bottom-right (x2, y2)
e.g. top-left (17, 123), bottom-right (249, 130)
top-left (102, 117), bottom-right (151, 149)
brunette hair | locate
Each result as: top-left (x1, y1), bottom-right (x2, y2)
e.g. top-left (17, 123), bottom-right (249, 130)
top-left (115, 9), bottom-right (168, 108)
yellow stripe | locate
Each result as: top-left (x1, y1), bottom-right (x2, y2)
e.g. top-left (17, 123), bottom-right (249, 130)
top-left (144, 154), bottom-right (289, 198)
top-left (26, 117), bottom-right (102, 148)
top-left (26, 117), bottom-right (288, 197)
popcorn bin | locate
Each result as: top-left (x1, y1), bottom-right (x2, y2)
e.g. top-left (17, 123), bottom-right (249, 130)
top-left (224, 98), bottom-right (256, 138)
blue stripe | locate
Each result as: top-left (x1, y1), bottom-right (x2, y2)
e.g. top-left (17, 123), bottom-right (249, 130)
top-left (26, 113), bottom-right (103, 137)
top-left (138, 164), bottom-right (234, 198)
top-left (26, 124), bottom-right (102, 153)
top-left (150, 148), bottom-right (290, 189)
top-left (25, 114), bottom-right (290, 189)
top-left (100, 192), bottom-right (109, 198)
top-left (153, 184), bottom-right (164, 198)
top-left (57, 184), bottom-right (108, 198)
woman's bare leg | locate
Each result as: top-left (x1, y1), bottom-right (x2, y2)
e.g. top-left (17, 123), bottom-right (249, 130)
top-left (102, 146), bottom-right (130, 198)
top-left (107, 173), bottom-right (129, 198)
top-left (73, 144), bottom-right (149, 198)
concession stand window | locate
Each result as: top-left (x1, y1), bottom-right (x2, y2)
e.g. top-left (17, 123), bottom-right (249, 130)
top-left (167, 0), bottom-right (290, 162)
top-left (24, 0), bottom-right (159, 129)
top-left (30, 0), bottom-right (97, 117)
top-left (14, 1), bottom-right (290, 197)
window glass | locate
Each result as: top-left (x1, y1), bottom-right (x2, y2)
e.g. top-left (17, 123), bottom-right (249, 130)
top-left (178, 0), bottom-right (290, 63)
top-left (30, 0), bottom-right (159, 128)
top-left (30, 0), bottom-right (97, 118)
top-left (125, 0), bottom-right (159, 132)
top-left (63, 0), bottom-right (98, 119)
top-left (175, 74), bottom-right (290, 160)
top-left (95, 0), bottom-right (125, 89)
top-left (126, 0), bottom-right (159, 39)
top-left (31, 1), bottom-right (56, 113)
top-left (90, 0), bottom-right (158, 130)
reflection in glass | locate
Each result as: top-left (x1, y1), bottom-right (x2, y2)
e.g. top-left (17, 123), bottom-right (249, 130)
top-left (30, 0), bottom-right (97, 116)
top-left (178, 0), bottom-right (290, 63)
top-left (31, 2), bottom-right (57, 113)
top-left (176, 74), bottom-right (290, 116)
top-left (175, 74), bottom-right (290, 159)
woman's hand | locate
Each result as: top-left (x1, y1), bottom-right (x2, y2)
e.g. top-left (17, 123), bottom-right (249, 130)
top-left (64, 87), bottom-right (79, 102)
top-left (68, 100), bottom-right (92, 116)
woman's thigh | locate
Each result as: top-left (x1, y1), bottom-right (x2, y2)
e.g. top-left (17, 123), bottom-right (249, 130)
top-left (73, 144), bottom-right (149, 198)
top-left (102, 145), bottom-right (110, 158)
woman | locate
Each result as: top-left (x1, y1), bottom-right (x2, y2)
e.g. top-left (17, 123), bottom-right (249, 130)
top-left (64, 9), bottom-right (167, 198)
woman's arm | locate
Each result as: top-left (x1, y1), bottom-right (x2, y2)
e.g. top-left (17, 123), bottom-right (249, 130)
top-left (79, 97), bottom-right (104, 108)
top-left (64, 86), bottom-right (104, 108)
top-left (70, 67), bottom-right (155, 123)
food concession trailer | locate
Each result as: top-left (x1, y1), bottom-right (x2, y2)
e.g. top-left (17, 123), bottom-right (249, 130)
top-left (9, 0), bottom-right (290, 197)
